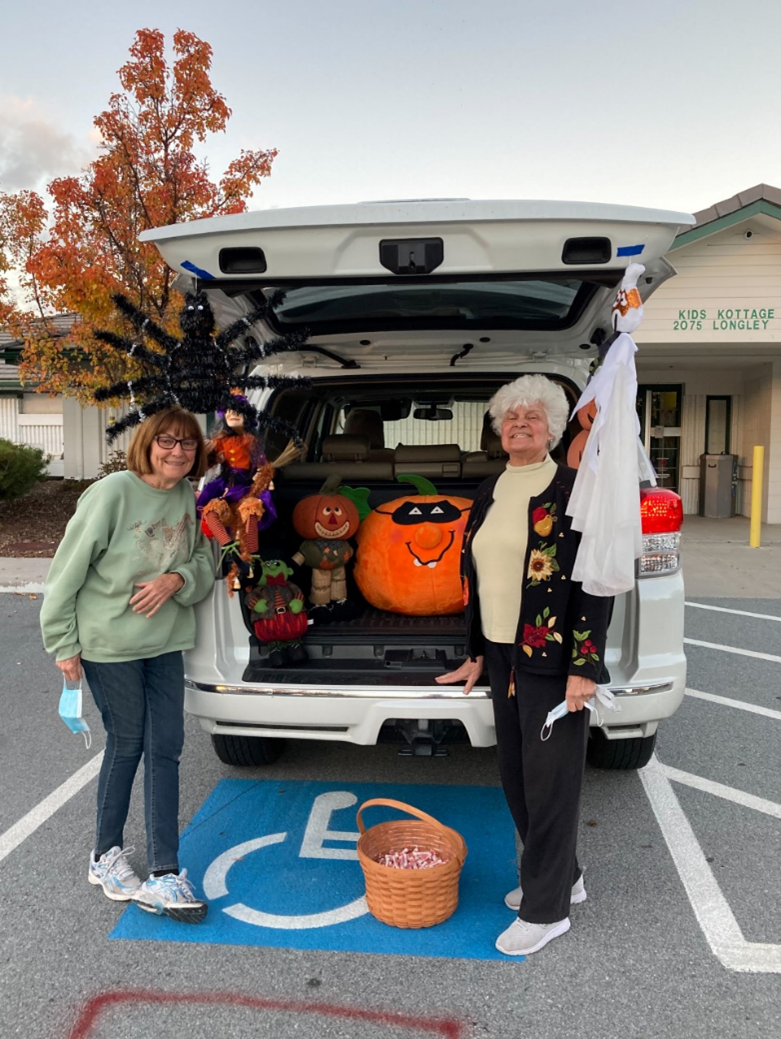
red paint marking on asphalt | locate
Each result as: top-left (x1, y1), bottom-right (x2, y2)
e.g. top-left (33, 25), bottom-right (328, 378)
top-left (65, 989), bottom-right (465, 1039)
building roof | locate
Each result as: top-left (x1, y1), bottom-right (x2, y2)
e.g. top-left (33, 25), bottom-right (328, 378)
top-left (0, 313), bottom-right (76, 391)
top-left (673, 184), bottom-right (781, 248)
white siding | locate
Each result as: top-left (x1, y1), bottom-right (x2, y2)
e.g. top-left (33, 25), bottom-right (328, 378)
top-left (17, 414), bottom-right (64, 457)
top-left (637, 222), bottom-right (781, 347)
top-left (0, 397), bottom-right (19, 442)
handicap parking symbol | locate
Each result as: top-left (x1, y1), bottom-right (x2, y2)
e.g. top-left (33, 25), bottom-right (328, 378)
top-left (111, 779), bottom-right (519, 960)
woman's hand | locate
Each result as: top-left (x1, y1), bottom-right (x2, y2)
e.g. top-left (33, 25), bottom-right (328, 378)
top-left (435, 655), bottom-right (484, 696)
top-left (566, 674), bottom-right (596, 711)
top-left (130, 573), bottom-right (185, 618)
top-left (56, 654), bottom-right (82, 683)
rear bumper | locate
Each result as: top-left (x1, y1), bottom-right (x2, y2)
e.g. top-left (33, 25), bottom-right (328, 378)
top-left (185, 682), bottom-right (498, 747)
top-left (184, 662), bottom-right (686, 747)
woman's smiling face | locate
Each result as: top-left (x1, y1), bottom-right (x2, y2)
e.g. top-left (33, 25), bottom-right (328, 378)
top-left (500, 402), bottom-right (551, 466)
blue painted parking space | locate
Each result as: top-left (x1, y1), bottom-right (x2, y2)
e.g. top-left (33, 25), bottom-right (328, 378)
top-left (111, 779), bottom-right (521, 960)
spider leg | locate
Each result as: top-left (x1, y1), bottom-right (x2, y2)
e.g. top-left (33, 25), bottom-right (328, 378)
top-left (233, 329), bottom-right (310, 368)
top-left (93, 332), bottom-right (166, 370)
top-left (112, 293), bottom-right (180, 353)
top-left (104, 409), bottom-right (144, 443)
top-left (239, 374), bottom-right (309, 392)
top-left (213, 303), bottom-right (274, 351)
top-left (94, 374), bottom-right (169, 403)
top-left (254, 411), bottom-right (305, 451)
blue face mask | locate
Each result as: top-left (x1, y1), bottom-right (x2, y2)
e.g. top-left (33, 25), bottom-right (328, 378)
top-left (58, 681), bottom-right (92, 749)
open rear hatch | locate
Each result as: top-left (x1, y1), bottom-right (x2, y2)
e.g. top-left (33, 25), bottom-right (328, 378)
top-left (141, 199), bottom-right (695, 365)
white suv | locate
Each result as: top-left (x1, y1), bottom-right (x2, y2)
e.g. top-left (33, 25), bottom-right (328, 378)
top-left (142, 199), bottom-right (693, 770)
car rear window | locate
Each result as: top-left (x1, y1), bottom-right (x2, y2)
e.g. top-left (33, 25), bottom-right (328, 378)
top-left (265, 276), bottom-right (611, 334)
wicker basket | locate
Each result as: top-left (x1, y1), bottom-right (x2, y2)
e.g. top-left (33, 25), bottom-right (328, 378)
top-left (356, 798), bottom-right (467, 929)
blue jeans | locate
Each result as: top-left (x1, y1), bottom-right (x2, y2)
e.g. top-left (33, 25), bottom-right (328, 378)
top-left (82, 652), bottom-right (185, 874)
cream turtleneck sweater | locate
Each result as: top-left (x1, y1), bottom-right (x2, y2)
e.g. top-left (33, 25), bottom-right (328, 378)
top-left (471, 455), bottom-right (557, 644)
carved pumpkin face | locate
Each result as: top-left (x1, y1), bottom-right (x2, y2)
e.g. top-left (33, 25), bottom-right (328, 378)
top-left (355, 479), bottom-right (472, 616)
top-left (292, 490), bottom-right (360, 541)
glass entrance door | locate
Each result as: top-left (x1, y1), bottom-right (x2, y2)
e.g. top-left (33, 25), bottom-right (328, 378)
top-left (637, 385), bottom-right (682, 493)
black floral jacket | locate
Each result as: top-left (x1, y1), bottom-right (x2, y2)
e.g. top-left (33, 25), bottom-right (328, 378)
top-left (461, 465), bottom-right (612, 683)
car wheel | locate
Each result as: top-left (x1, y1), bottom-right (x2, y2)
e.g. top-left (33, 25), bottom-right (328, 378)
top-left (210, 734), bottom-right (286, 767)
top-left (586, 730), bottom-right (656, 771)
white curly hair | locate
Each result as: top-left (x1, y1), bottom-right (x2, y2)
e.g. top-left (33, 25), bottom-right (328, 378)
top-left (487, 375), bottom-right (569, 448)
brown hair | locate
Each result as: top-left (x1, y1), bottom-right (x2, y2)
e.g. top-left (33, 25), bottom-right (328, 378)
top-left (126, 407), bottom-right (208, 480)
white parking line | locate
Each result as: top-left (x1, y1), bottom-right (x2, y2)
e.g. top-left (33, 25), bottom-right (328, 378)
top-left (0, 753), bottom-right (103, 865)
top-left (685, 602), bottom-right (781, 623)
top-left (660, 763), bottom-right (781, 819)
top-left (685, 687), bottom-right (781, 721)
top-left (640, 755), bottom-right (781, 974)
top-left (684, 638), bottom-right (781, 665)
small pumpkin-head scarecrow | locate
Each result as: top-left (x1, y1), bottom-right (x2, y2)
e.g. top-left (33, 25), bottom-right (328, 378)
top-left (244, 559), bottom-right (308, 667)
top-left (291, 475), bottom-right (361, 606)
top-left (354, 475), bottom-right (472, 616)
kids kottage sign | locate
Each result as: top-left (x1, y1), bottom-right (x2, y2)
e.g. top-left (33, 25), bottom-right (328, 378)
top-left (673, 307), bottom-right (776, 331)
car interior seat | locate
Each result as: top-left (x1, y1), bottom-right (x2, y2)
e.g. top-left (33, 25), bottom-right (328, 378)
top-left (343, 409), bottom-right (395, 462)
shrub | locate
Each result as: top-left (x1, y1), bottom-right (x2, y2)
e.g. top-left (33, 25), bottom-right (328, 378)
top-left (96, 449), bottom-right (128, 479)
top-left (0, 439), bottom-right (50, 502)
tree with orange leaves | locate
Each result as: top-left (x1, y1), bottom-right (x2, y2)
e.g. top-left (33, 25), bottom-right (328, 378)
top-left (1, 28), bottom-right (276, 401)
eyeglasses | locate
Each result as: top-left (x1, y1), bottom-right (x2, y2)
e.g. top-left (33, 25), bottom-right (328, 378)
top-left (154, 434), bottom-right (199, 451)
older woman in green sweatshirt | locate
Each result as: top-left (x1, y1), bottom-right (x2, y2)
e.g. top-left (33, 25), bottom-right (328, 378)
top-left (41, 407), bottom-right (215, 923)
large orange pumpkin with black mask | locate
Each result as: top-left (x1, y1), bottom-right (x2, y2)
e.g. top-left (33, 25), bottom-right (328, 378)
top-left (354, 476), bottom-right (472, 615)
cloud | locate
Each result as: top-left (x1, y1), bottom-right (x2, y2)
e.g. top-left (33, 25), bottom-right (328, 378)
top-left (0, 95), bottom-right (95, 192)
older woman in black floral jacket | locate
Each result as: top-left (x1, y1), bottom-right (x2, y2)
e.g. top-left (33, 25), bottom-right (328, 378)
top-left (436, 374), bottom-right (611, 957)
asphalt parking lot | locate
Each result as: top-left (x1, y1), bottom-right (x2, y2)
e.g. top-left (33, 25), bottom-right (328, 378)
top-left (0, 554), bottom-right (779, 1039)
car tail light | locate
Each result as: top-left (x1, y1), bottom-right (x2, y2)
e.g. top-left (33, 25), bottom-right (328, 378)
top-left (638, 488), bottom-right (683, 577)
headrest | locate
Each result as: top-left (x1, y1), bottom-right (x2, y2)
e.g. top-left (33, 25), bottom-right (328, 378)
top-left (394, 444), bottom-right (461, 463)
top-left (484, 431), bottom-right (506, 460)
top-left (344, 409), bottom-right (385, 449)
top-left (321, 435), bottom-right (370, 462)
top-left (480, 411), bottom-right (495, 452)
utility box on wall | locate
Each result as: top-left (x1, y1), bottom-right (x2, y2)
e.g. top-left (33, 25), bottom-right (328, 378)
top-left (699, 454), bottom-right (737, 518)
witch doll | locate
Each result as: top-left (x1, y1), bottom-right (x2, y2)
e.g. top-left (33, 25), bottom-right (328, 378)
top-left (197, 396), bottom-right (278, 582)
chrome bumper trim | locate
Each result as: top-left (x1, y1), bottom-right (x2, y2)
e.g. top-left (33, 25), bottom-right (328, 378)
top-left (185, 679), bottom-right (491, 699)
top-left (609, 682), bottom-right (675, 696)
top-left (185, 679), bottom-right (675, 699)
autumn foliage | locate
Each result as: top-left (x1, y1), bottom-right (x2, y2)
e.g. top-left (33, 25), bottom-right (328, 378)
top-left (0, 29), bottom-right (276, 401)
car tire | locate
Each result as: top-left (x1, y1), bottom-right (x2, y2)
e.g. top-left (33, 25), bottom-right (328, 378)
top-left (586, 730), bottom-right (656, 771)
top-left (210, 734), bottom-right (286, 767)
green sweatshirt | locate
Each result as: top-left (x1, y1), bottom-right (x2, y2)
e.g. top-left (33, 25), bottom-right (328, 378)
top-left (40, 470), bottom-right (215, 663)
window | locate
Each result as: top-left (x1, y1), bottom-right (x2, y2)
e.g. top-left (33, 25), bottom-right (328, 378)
top-left (265, 277), bottom-right (607, 335)
top-left (705, 396), bottom-right (731, 454)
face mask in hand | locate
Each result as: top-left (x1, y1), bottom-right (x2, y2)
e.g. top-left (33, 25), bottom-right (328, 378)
top-left (58, 681), bottom-right (92, 749)
top-left (541, 685), bottom-right (620, 741)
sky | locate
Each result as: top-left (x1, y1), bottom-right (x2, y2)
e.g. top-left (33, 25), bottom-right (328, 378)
top-left (1, 0), bottom-right (780, 218)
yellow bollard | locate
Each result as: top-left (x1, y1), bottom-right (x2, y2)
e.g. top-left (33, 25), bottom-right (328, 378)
top-left (749, 445), bottom-right (764, 548)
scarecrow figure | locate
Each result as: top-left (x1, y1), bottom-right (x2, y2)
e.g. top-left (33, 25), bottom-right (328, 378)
top-left (291, 476), bottom-right (361, 608)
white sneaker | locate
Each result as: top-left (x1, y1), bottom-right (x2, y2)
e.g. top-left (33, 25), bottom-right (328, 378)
top-left (496, 917), bottom-right (571, 956)
top-left (504, 874), bottom-right (586, 911)
top-left (88, 846), bottom-right (142, 901)
top-left (133, 869), bottom-right (208, 923)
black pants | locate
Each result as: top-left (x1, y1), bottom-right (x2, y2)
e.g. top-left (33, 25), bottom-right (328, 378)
top-left (484, 640), bottom-right (589, 924)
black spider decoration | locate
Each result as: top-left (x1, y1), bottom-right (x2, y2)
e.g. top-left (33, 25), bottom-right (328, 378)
top-left (93, 289), bottom-right (308, 445)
